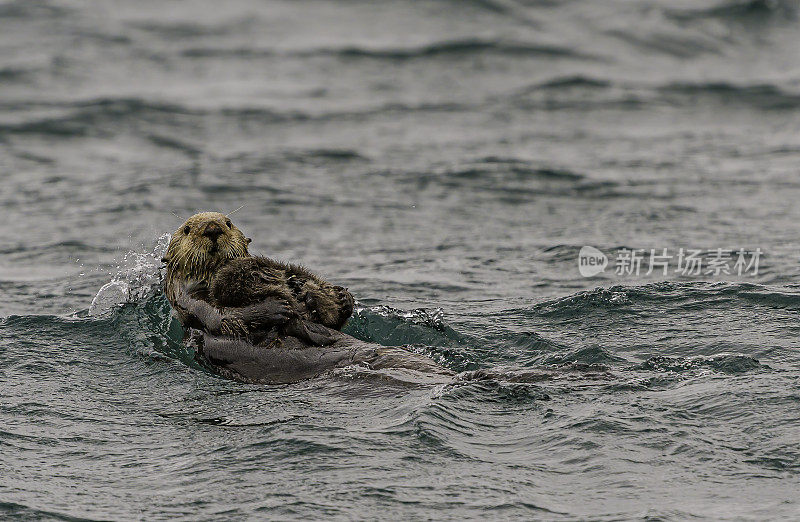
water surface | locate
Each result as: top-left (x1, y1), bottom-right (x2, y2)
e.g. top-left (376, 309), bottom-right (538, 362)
top-left (2, 0), bottom-right (800, 519)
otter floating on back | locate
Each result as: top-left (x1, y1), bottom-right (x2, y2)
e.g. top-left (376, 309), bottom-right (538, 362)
top-left (163, 211), bottom-right (352, 335)
top-left (163, 212), bottom-right (452, 383)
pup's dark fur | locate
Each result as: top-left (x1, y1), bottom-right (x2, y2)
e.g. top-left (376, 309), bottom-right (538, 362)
top-left (210, 256), bottom-right (354, 331)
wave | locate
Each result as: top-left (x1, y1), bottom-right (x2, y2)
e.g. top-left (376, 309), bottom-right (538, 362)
top-left (529, 75), bottom-right (612, 90)
top-left (604, 28), bottom-right (724, 58)
top-left (282, 148), bottom-right (368, 162)
top-left (131, 19), bottom-right (249, 39)
top-left (182, 38), bottom-right (597, 61)
top-left (398, 156), bottom-right (589, 194)
top-left (532, 287), bottom-right (635, 317)
top-left (510, 76), bottom-right (800, 112)
top-left (0, 1), bottom-right (69, 19)
top-left (633, 353), bottom-right (764, 374)
top-left (532, 281), bottom-right (800, 317)
top-left (392, 158), bottom-right (619, 204)
top-left (346, 304), bottom-right (477, 371)
top-left (180, 47), bottom-right (277, 58)
top-left (0, 240), bottom-right (113, 257)
top-left (0, 97), bottom-right (470, 138)
top-left (668, 0), bottom-right (798, 22)
top-left (7, 76), bottom-right (796, 142)
top-left (536, 345), bottom-right (626, 367)
top-left (0, 98), bottom-right (306, 138)
top-left (437, 165), bottom-right (584, 183)
top-left (0, 98), bottom-right (197, 138)
top-left (4, 237), bottom-right (786, 388)
top-left (314, 39), bottom-right (593, 60)
top-left (0, 67), bottom-right (31, 83)
top-left (146, 134), bottom-right (202, 156)
top-left (658, 82), bottom-right (800, 110)
top-left (0, 501), bottom-right (92, 522)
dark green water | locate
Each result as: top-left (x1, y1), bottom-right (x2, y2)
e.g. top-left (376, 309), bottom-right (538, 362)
top-left (2, 0), bottom-right (800, 519)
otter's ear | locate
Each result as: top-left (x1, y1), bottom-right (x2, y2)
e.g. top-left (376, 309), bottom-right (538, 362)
top-left (246, 238), bottom-right (252, 244)
top-left (161, 255), bottom-right (170, 263)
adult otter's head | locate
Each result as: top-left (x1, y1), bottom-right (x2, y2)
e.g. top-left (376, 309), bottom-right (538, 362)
top-left (163, 211), bottom-right (251, 283)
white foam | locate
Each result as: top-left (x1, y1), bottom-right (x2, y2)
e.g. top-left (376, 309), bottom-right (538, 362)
top-left (89, 233), bottom-right (171, 316)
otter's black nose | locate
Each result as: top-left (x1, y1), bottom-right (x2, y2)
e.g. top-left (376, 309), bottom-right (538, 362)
top-left (203, 223), bottom-right (224, 241)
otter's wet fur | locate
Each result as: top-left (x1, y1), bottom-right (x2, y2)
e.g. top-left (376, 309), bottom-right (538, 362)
top-left (163, 212), bottom-right (353, 339)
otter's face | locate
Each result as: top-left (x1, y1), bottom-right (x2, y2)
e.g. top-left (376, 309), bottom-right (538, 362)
top-left (163, 211), bottom-right (251, 282)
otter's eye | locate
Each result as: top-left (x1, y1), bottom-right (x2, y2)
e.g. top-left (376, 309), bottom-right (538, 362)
top-left (183, 226), bottom-right (191, 234)
top-left (226, 220), bottom-right (232, 229)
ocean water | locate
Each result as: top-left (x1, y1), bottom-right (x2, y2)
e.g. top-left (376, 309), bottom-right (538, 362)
top-left (2, 0), bottom-right (800, 519)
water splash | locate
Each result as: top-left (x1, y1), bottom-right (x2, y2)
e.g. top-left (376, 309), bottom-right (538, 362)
top-left (89, 233), bottom-right (171, 316)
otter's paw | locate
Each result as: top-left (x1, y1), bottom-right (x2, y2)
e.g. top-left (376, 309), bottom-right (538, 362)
top-left (219, 317), bottom-right (248, 338)
top-left (333, 285), bottom-right (354, 313)
top-left (235, 298), bottom-right (294, 328)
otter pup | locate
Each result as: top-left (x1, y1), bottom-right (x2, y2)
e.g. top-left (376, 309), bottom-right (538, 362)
top-left (209, 256), bottom-right (354, 331)
top-left (163, 212), bottom-right (353, 345)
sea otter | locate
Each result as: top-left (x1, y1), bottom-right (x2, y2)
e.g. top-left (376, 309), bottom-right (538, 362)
top-left (163, 211), bottom-right (353, 345)
top-left (163, 212), bottom-right (452, 383)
